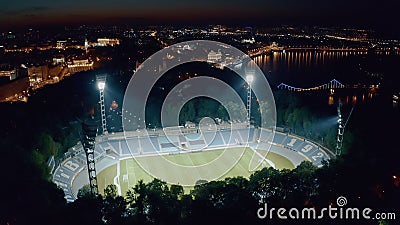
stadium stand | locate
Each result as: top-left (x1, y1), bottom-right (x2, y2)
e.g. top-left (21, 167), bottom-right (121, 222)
top-left (126, 138), bottom-right (140, 155)
top-left (203, 131), bottom-right (225, 147)
top-left (52, 126), bottom-right (332, 202)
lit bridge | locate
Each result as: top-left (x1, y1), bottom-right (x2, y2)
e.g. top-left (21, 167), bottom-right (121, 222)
top-left (248, 46), bottom-right (368, 57)
top-left (277, 79), bottom-right (379, 92)
top-left (247, 43), bottom-right (282, 57)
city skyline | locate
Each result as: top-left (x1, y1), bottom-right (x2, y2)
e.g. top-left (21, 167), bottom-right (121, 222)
top-left (1, 0), bottom-right (399, 37)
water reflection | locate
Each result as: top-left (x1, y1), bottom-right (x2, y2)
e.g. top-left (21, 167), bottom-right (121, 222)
top-left (326, 91), bottom-right (377, 106)
top-left (253, 50), bottom-right (375, 106)
top-left (254, 50), bottom-right (367, 72)
top-left (328, 95), bottom-right (334, 106)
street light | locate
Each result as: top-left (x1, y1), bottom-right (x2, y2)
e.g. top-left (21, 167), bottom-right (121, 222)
top-left (246, 74), bottom-right (254, 126)
top-left (96, 74), bottom-right (107, 135)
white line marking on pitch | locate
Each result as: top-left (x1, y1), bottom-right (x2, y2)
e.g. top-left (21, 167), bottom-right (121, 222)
top-left (113, 160), bottom-right (122, 196)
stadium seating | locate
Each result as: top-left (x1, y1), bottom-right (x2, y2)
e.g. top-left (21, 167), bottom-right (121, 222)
top-left (139, 137), bottom-right (160, 153)
top-left (203, 131), bottom-right (224, 147)
top-left (52, 127), bottom-right (332, 202)
top-left (125, 138), bottom-right (140, 155)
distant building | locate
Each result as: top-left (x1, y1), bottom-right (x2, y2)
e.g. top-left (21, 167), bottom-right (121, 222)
top-left (67, 59), bottom-right (94, 74)
top-left (56, 40), bottom-right (67, 49)
top-left (48, 64), bottom-right (63, 82)
top-left (241, 37), bottom-right (255, 44)
top-left (73, 59), bottom-right (90, 65)
top-left (0, 64), bottom-right (16, 81)
top-left (185, 121), bottom-right (196, 129)
top-left (4, 46), bottom-right (34, 53)
top-left (53, 55), bottom-right (65, 65)
top-left (28, 65), bottom-right (49, 84)
top-left (207, 50), bottom-right (222, 63)
top-left (96, 38), bottom-right (120, 46)
top-left (0, 68), bottom-right (16, 80)
top-left (9, 70), bottom-right (17, 80)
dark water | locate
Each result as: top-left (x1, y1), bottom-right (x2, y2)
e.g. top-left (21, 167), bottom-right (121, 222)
top-left (254, 51), bottom-right (399, 109)
top-left (254, 51), bottom-right (368, 86)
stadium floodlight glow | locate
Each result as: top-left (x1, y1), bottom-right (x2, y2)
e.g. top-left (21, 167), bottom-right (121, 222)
top-left (97, 81), bottom-right (105, 90)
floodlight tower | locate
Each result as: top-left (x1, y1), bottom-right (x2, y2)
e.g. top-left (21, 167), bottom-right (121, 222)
top-left (96, 74), bottom-right (107, 134)
top-left (82, 117), bottom-right (99, 195)
top-left (246, 74), bottom-right (254, 126)
top-left (335, 104), bottom-right (354, 155)
top-left (335, 104), bottom-right (344, 155)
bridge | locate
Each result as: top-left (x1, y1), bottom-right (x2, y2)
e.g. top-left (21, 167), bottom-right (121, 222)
top-left (279, 47), bottom-right (367, 52)
top-left (247, 43), bottom-right (282, 57)
top-left (277, 79), bottom-right (379, 92)
top-left (248, 46), bottom-right (368, 57)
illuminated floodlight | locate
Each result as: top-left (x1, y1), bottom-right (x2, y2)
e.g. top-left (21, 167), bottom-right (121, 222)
top-left (97, 81), bottom-right (105, 90)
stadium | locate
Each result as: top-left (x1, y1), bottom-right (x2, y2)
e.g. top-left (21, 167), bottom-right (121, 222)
top-left (52, 123), bottom-right (333, 202)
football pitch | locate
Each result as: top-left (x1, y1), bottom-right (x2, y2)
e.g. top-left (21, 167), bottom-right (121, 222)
top-left (97, 147), bottom-right (294, 195)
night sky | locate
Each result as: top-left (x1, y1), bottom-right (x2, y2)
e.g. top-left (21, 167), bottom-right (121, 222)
top-left (0, 0), bottom-right (399, 33)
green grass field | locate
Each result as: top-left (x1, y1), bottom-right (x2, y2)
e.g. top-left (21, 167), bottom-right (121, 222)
top-left (97, 147), bottom-right (294, 195)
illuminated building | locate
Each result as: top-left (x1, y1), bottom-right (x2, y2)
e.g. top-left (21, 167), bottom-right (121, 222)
top-left (53, 55), bottom-right (65, 65)
top-left (56, 40), bottom-right (67, 49)
top-left (67, 59), bottom-right (94, 74)
top-left (3, 47), bottom-right (34, 53)
top-left (185, 121), bottom-right (196, 129)
top-left (28, 65), bottom-right (49, 85)
top-left (207, 50), bottom-right (222, 63)
top-left (96, 38), bottom-right (120, 46)
top-left (241, 37), bottom-right (255, 44)
top-left (0, 69), bottom-right (16, 80)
